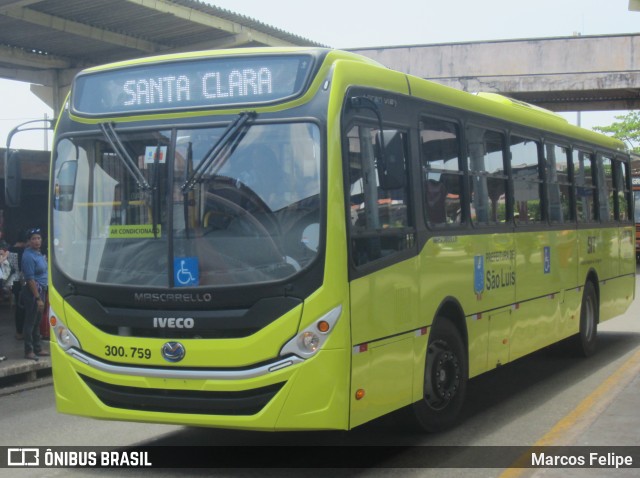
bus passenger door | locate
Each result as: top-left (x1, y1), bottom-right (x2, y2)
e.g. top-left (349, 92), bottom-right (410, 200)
top-left (345, 124), bottom-right (419, 427)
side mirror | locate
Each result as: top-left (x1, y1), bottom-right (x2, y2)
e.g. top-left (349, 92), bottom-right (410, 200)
top-left (4, 150), bottom-right (22, 207)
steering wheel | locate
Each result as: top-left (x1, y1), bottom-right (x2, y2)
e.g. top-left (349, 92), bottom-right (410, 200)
top-left (208, 177), bottom-right (281, 233)
top-left (206, 190), bottom-right (280, 247)
top-left (205, 192), bottom-right (302, 273)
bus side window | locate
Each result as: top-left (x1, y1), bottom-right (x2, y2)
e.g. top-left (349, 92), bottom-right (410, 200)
top-left (466, 127), bottom-right (508, 225)
top-left (575, 151), bottom-right (597, 223)
top-left (347, 125), bottom-right (412, 266)
top-left (511, 136), bottom-right (543, 224)
top-left (616, 159), bottom-right (631, 222)
top-left (544, 143), bottom-right (572, 223)
top-left (54, 139), bottom-right (79, 212)
top-left (55, 161), bottom-right (78, 212)
top-left (420, 117), bottom-right (463, 226)
top-left (633, 176), bottom-right (640, 226)
top-left (598, 155), bottom-right (614, 222)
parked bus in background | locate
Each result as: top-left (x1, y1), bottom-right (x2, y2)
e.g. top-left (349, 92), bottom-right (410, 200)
top-left (25, 48), bottom-right (634, 432)
top-left (634, 175), bottom-right (640, 261)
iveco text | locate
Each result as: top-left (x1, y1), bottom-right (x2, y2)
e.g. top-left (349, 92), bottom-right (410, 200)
top-left (153, 317), bottom-right (195, 328)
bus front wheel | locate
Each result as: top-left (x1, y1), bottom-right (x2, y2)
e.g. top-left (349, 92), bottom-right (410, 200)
top-left (411, 319), bottom-right (468, 432)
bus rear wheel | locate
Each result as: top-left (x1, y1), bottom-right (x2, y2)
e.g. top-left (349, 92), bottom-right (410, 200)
top-left (574, 280), bottom-right (599, 357)
top-left (411, 319), bottom-right (468, 432)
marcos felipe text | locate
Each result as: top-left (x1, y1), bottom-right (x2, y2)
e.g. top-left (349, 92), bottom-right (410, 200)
top-left (532, 452), bottom-right (633, 468)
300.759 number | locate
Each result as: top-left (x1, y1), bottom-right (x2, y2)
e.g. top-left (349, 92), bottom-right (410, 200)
top-left (105, 345), bottom-right (151, 360)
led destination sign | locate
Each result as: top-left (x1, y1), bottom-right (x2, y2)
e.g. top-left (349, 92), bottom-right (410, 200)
top-left (72, 54), bottom-right (314, 115)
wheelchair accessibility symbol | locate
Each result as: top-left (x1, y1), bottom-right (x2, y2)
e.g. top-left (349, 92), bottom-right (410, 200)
top-left (543, 246), bottom-right (551, 274)
top-left (474, 255), bottom-right (484, 295)
top-left (174, 257), bottom-right (199, 286)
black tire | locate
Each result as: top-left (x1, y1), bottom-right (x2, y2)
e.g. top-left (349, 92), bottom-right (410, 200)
top-left (410, 319), bottom-right (468, 432)
top-left (574, 280), bottom-right (599, 357)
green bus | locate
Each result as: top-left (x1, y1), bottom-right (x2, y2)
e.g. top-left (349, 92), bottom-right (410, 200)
top-left (44, 47), bottom-right (635, 431)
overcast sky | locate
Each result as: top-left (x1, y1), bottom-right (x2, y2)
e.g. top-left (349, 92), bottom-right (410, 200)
top-left (1, 0), bottom-right (638, 149)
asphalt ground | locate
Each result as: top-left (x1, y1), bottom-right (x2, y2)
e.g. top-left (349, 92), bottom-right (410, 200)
top-left (0, 301), bottom-right (51, 389)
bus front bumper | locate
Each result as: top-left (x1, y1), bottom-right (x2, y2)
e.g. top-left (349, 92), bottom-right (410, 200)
top-left (51, 343), bottom-right (350, 431)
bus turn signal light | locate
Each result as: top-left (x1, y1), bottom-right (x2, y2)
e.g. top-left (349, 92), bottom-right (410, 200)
top-left (355, 389), bottom-right (365, 400)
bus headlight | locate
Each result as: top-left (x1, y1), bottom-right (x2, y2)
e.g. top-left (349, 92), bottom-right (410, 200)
top-left (50, 311), bottom-right (81, 351)
top-left (301, 332), bottom-right (320, 352)
top-left (280, 305), bottom-right (342, 359)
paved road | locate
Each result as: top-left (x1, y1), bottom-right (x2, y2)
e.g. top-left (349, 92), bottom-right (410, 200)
top-left (0, 267), bottom-right (638, 476)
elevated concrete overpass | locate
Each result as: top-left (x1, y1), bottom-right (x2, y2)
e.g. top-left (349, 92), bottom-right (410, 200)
top-left (350, 34), bottom-right (640, 112)
top-left (0, 2), bottom-right (637, 116)
top-left (0, 0), bottom-right (323, 116)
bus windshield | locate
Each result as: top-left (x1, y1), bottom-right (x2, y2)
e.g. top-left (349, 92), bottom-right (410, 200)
top-left (52, 121), bottom-right (322, 288)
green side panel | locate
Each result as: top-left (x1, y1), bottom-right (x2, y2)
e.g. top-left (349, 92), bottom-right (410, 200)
top-left (350, 259), bottom-right (420, 345)
top-left (599, 275), bottom-right (635, 323)
top-left (348, 258), bottom-right (421, 427)
top-left (467, 314), bottom-right (489, 378)
top-left (560, 287), bottom-right (583, 340)
top-left (510, 298), bottom-right (560, 361)
top-left (349, 334), bottom-right (417, 428)
top-left (486, 307), bottom-right (511, 368)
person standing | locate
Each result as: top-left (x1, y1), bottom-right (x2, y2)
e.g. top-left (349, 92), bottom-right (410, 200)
top-left (22, 227), bottom-right (49, 360)
top-left (9, 232), bottom-right (26, 340)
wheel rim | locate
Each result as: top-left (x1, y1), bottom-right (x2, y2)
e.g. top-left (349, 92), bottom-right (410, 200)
top-left (583, 292), bottom-right (596, 341)
top-left (424, 340), bottom-right (461, 410)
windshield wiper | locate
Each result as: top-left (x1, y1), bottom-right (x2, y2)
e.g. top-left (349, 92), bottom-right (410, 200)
top-left (151, 143), bottom-right (162, 239)
top-left (180, 111), bottom-right (255, 239)
top-left (99, 122), bottom-right (151, 190)
top-left (180, 111), bottom-right (256, 193)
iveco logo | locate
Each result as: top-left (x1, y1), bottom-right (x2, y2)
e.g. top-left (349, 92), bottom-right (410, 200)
top-left (161, 342), bottom-right (186, 363)
top-left (153, 317), bottom-right (195, 328)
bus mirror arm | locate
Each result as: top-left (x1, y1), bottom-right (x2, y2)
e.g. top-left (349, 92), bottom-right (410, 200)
top-left (5, 118), bottom-right (55, 150)
top-left (4, 118), bottom-right (55, 207)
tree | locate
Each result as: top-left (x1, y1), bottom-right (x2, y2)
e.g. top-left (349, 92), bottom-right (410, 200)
top-left (592, 111), bottom-right (640, 154)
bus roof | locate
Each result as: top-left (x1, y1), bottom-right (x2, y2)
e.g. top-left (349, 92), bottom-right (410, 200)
top-left (78, 47), bottom-right (380, 74)
top-left (403, 67), bottom-right (627, 154)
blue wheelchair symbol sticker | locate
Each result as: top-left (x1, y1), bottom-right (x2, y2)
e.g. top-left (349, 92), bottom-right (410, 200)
top-left (543, 247), bottom-right (551, 274)
top-left (474, 255), bottom-right (485, 295)
top-left (174, 257), bottom-right (199, 287)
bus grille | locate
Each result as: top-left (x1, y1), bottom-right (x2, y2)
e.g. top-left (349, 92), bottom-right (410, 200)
top-left (79, 374), bottom-right (285, 416)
